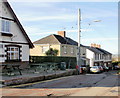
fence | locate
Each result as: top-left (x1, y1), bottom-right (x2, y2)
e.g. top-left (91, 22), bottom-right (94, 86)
top-left (29, 56), bottom-right (77, 69)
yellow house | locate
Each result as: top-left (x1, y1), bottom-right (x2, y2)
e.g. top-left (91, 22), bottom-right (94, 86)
top-left (30, 31), bottom-right (86, 58)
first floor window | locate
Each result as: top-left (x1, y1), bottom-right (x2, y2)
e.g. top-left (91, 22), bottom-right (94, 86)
top-left (1, 20), bottom-right (11, 33)
top-left (7, 47), bottom-right (19, 60)
top-left (71, 47), bottom-right (74, 54)
top-left (42, 46), bottom-right (48, 53)
top-left (64, 46), bottom-right (67, 54)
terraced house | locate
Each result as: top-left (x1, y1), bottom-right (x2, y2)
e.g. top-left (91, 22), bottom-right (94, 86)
top-left (85, 44), bottom-right (112, 67)
top-left (0, 0), bottom-right (34, 67)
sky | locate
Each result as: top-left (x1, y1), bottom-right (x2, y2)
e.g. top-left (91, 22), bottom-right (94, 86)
top-left (8, 0), bottom-right (118, 54)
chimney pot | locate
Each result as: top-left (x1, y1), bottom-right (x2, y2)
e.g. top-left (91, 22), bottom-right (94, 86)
top-left (93, 43), bottom-right (96, 47)
top-left (91, 43), bottom-right (93, 47)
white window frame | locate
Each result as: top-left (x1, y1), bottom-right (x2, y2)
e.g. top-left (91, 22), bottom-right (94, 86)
top-left (71, 47), bottom-right (74, 54)
top-left (7, 47), bottom-right (19, 60)
top-left (1, 20), bottom-right (11, 33)
top-left (64, 46), bottom-right (67, 54)
top-left (42, 46), bottom-right (48, 53)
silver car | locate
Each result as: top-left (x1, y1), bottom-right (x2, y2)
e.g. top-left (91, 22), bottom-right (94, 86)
top-left (90, 66), bottom-right (101, 73)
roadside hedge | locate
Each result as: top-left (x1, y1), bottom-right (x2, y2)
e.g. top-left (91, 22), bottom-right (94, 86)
top-left (29, 56), bottom-right (77, 69)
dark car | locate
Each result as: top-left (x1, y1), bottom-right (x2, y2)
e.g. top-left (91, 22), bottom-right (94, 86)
top-left (98, 66), bottom-right (104, 72)
top-left (102, 65), bottom-right (109, 72)
top-left (113, 65), bottom-right (120, 70)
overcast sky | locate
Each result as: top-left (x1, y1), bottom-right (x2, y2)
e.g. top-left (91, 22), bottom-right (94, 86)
top-left (8, 0), bottom-right (118, 54)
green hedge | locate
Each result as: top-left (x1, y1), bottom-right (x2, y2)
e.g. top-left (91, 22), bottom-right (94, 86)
top-left (29, 56), bottom-right (77, 69)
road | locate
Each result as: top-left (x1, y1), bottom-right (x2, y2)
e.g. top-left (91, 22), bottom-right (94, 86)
top-left (1, 70), bottom-right (119, 96)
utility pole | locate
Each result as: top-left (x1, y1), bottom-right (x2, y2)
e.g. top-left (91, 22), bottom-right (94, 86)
top-left (77, 8), bottom-right (81, 74)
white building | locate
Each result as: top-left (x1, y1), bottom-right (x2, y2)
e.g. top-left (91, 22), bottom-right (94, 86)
top-left (85, 44), bottom-right (112, 68)
top-left (0, 0), bottom-right (34, 67)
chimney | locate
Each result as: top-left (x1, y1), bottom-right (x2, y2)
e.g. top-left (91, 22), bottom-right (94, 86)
top-left (98, 45), bottom-right (101, 48)
top-left (91, 43), bottom-right (101, 48)
top-left (93, 43), bottom-right (96, 47)
top-left (58, 31), bottom-right (66, 37)
top-left (96, 44), bottom-right (99, 48)
top-left (91, 43), bottom-right (94, 47)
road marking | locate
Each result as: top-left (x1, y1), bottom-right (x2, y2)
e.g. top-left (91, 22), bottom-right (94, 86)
top-left (3, 76), bottom-right (74, 88)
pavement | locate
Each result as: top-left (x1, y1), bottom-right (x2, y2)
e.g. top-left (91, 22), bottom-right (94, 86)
top-left (1, 69), bottom-right (76, 86)
top-left (1, 70), bottom-right (119, 97)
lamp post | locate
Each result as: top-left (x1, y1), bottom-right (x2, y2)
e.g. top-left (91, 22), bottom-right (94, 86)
top-left (76, 8), bottom-right (101, 74)
top-left (77, 8), bottom-right (81, 74)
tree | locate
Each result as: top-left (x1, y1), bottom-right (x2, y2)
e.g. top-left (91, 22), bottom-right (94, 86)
top-left (45, 48), bottom-right (58, 56)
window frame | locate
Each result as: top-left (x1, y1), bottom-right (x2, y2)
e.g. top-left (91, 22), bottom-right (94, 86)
top-left (1, 19), bottom-right (11, 33)
top-left (42, 46), bottom-right (48, 53)
top-left (64, 46), bottom-right (67, 54)
top-left (7, 47), bottom-right (19, 60)
top-left (71, 47), bottom-right (74, 54)
top-left (6, 45), bottom-right (21, 62)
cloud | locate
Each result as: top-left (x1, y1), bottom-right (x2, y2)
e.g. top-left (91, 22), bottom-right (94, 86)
top-left (82, 38), bottom-right (118, 42)
top-left (25, 26), bottom-right (94, 36)
top-left (8, 0), bottom-right (119, 2)
top-left (66, 29), bottom-right (94, 33)
top-left (19, 15), bottom-right (77, 22)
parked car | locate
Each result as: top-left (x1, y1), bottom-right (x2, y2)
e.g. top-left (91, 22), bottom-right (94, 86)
top-left (81, 66), bottom-right (87, 74)
top-left (113, 65), bottom-right (120, 70)
top-left (98, 66), bottom-right (104, 72)
top-left (90, 66), bottom-right (101, 73)
top-left (102, 65), bottom-right (109, 72)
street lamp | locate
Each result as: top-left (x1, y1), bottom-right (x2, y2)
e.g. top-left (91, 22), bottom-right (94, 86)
top-left (93, 20), bottom-right (101, 22)
top-left (77, 8), bottom-right (81, 74)
top-left (77, 8), bottom-right (101, 74)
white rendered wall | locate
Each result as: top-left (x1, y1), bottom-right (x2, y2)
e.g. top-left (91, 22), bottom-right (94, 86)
top-left (86, 49), bottom-right (94, 67)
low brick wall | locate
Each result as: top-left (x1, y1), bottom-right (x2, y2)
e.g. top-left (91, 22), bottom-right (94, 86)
top-left (3, 69), bottom-right (77, 86)
top-left (4, 76), bottom-right (45, 86)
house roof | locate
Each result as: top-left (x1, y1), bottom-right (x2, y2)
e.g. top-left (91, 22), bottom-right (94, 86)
top-left (33, 34), bottom-right (84, 47)
top-left (3, 0), bottom-right (34, 48)
top-left (33, 35), bottom-right (60, 44)
top-left (96, 48), bottom-right (112, 55)
top-left (85, 46), bottom-right (112, 55)
top-left (85, 46), bottom-right (104, 54)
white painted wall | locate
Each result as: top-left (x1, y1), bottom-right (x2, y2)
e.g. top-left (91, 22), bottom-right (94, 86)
top-left (1, 2), bottom-right (28, 43)
top-left (1, 1), bottom-right (14, 19)
top-left (0, 1), bottom-right (30, 62)
top-left (22, 45), bottom-right (29, 61)
top-left (86, 49), bottom-right (94, 67)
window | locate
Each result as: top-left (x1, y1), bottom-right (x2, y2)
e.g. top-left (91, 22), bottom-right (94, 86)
top-left (64, 46), bottom-right (67, 54)
top-left (7, 47), bottom-right (19, 60)
top-left (71, 47), bottom-right (74, 54)
top-left (95, 54), bottom-right (97, 60)
top-left (0, 44), bottom-right (3, 48)
top-left (1, 20), bottom-right (11, 33)
top-left (42, 46), bottom-right (48, 53)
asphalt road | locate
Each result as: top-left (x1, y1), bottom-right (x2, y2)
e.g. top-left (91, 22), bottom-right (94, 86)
top-left (14, 70), bottom-right (118, 89)
top-left (2, 70), bottom-right (119, 96)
